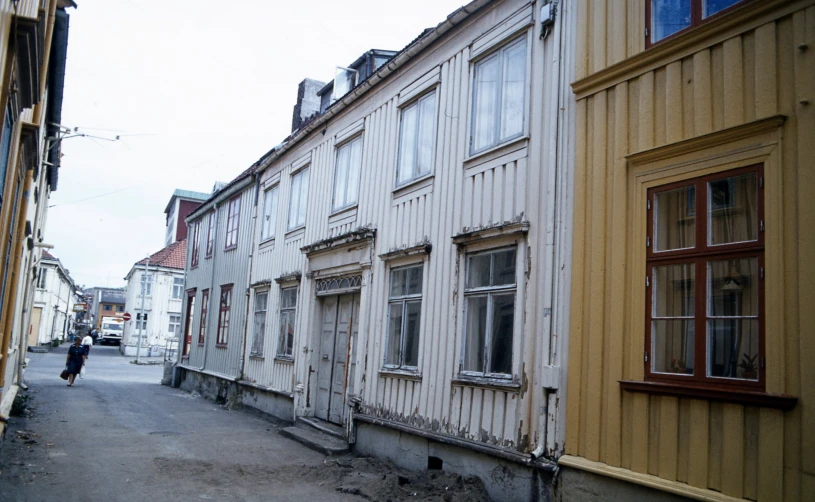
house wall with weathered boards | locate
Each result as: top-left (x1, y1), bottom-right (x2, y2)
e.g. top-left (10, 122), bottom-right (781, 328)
top-left (561, 1), bottom-right (814, 501)
top-left (241, 0), bottom-right (575, 468)
top-left (181, 178), bottom-right (256, 380)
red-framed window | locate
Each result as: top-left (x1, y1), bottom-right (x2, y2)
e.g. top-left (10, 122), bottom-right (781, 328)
top-left (190, 220), bottom-right (201, 268)
top-left (645, 164), bottom-right (764, 391)
top-left (182, 289), bottom-right (196, 357)
top-left (205, 211), bottom-right (215, 258)
top-left (216, 285), bottom-right (233, 346)
top-left (224, 196), bottom-right (240, 250)
top-left (646, 0), bottom-right (749, 47)
top-left (198, 289), bottom-right (209, 345)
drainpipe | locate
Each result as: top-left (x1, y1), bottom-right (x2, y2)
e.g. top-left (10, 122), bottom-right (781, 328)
top-left (237, 173), bottom-right (260, 380)
top-left (200, 202), bottom-right (220, 372)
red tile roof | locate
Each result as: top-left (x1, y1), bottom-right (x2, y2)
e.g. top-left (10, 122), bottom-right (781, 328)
top-left (41, 250), bottom-right (56, 260)
top-left (135, 239), bottom-right (186, 270)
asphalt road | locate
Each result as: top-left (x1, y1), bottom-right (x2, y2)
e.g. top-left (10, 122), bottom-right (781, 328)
top-left (0, 344), bottom-right (362, 502)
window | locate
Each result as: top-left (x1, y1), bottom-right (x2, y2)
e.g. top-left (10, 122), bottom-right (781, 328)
top-left (287, 168), bottom-right (310, 230)
top-left (191, 220), bottom-right (201, 267)
top-left (385, 264), bottom-right (423, 369)
top-left (168, 314), bottom-right (181, 337)
top-left (115, 305), bottom-right (124, 313)
top-left (332, 138), bottom-right (362, 211)
top-left (250, 290), bottom-right (268, 356)
top-left (277, 287), bottom-right (297, 357)
top-left (135, 320), bottom-right (147, 333)
top-left (397, 92), bottom-right (436, 186)
top-left (141, 274), bottom-right (153, 297)
top-left (205, 211), bottom-right (215, 258)
top-left (462, 248), bottom-right (517, 377)
top-left (172, 277), bottom-right (184, 299)
top-left (38, 269), bottom-right (47, 289)
top-left (471, 37), bottom-right (527, 154)
top-left (198, 289), bottom-right (209, 344)
top-left (646, 165), bottom-right (764, 388)
top-left (648, 0), bottom-right (747, 45)
top-left (104, 304), bottom-right (112, 311)
top-left (225, 196), bottom-right (240, 250)
top-left (183, 291), bottom-right (196, 357)
top-left (216, 285), bottom-right (232, 346)
top-left (261, 186), bottom-right (279, 241)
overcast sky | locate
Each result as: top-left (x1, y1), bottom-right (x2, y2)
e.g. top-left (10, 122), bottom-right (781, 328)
top-left (47, 0), bottom-right (467, 289)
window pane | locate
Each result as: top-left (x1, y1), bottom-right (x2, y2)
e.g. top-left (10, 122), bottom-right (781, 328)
top-left (467, 254), bottom-right (491, 288)
top-left (464, 296), bottom-right (487, 372)
top-left (492, 249), bottom-right (516, 286)
top-left (472, 55), bottom-right (500, 152)
top-left (654, 185), bottom-right (696, 251)
top-left (398, 104), bottom-right (418, 185)
top-left (708, 319), bottom-right (759, 380)
top-left (708, 173), bottom-right (758, 246)
top-left (403, 301), bottom-right (422, 367)
top-left (652, 263), bottom-right (695, 317)
top-left (703, 0), bottom-right (741, 17)
top-left (386, 303), bottom-right (403, 365)
top-left (281, 288), bottom-right (298, 308)
top-left (262, 188), bottom-right (277, 240)
top-left (651, 0), bottom-right (691, 42)
top-left (346, 138), bottom-right (362, 206)
top-left (406, 265), bottom-right (423, 296)
top-left (489, 293), bottom-right (514, 374)
top-left (416, 93), bottom-right (436, 176)
top-left (708, 258), bottom-right (759, 317)
top-left (652, 319), bottom-right (695, 374)
top-left (390, 268), bottom-right (406, 298)
top-left (334, 146), bottom-right (349, 209)
top-left (297, 169), bottom-right (309, 226)
top-left (255, 292), bottom-right (268, 313)
top-left (288, 172), bottom-right (301, 228)
top-left (499, 40), bottom-right (526, 141)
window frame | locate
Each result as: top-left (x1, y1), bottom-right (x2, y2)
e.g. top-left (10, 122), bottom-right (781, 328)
top-left (182, 288), bottom-right (196, 357)
top-left (287, 168), bottom-right (310, 231)
top-left (331, 136), bottom-right (364, 212)
top-left (224, 196), bottom-right (241, 250)
top-left (168, 314), bottom-right (181, 337)
top-left (396, 91), bottom-right (437, 188)
top-left (250, 289), bottom-right (269, 357)
top-left (276, 286), bottom-right (298, 359)
top-left (260, 185), bottom-right (279, 242)
top-left (469, 35), bottom-right (529, 156)
top-left (190, 220), bottom-right (201, 267)
top-left (141, 273), bottom-right (153, 297)
top-left (645, 164), bottom-right (765, 391)
top-left (205, 211), bottom-right (215, 258)
top-left (460, 246), bottom-right (518, 379)
top-left (384, 263), bottom-right (424, 371)
top-left (171, 277), bottom-right (184, 300)
top-left (645, 0), bottom-right (751, 48)
top-left (198, 289), bottom-right (209, 345)
top-left (216, 285), bottom-right (233, 347)
top-left (104, 304), bottom-right (112, 311)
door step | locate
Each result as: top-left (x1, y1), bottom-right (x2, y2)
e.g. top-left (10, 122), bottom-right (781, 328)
top-left (297, 416), bottom-right (345, 439)
top-left (279, 422), bottom-right (350, 456)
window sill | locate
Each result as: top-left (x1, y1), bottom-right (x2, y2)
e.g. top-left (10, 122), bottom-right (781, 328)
top-left (619, 380), bottom-right (798, 411)
top-left (464, 135), bottom-right (528, 168)
top-left (197, 343), bottom-right (205, 346)
top-left (258, 237), bottom-right (275, 249)
top-left (224, 245), bottom-right (237, 253)
top-left (393, 174), bottom-right (434, 197)
top-left (205, 255), bottom-right (213, 260)
top-left (452, 375), bottom-right (520, 391)
top-left (328, 205), bottom-right (358, 224)
top-left (379, 368), bottom-right (422, 381)
top-left (285, 227), bottom-right (305, 240)
top-left (274, 356), bottom-right (294, 363)
top-left (215, 344), bottom-right (228, 349)
top-left (248, 354), bottom-right (264, 360)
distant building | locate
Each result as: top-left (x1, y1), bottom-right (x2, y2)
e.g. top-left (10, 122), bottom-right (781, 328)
top-left (30, 251), bottom-right (76, 346)
top-left (121, 239), bottom-right (186, 356)
top-left (85, 287), bottom-right (126, 330)
top-left (164, 189), bottom-right (209, 247)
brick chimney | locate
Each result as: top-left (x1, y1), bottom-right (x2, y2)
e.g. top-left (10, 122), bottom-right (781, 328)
top-left (291, 78), bottom-right (325, 133)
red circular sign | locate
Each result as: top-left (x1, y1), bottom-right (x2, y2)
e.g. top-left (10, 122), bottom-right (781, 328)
top-left (122, 313), bottom-right (132, 321)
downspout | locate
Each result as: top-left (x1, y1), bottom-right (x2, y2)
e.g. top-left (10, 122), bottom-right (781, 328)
top-left (237, 173), bottom-right (260, 380)
top-left (531, 0), bottom-right (564, 462)
top-left (199, 202), bottom-right (220, 371)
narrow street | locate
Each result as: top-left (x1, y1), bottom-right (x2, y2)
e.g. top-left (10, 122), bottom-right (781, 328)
top-left (0, 345), bottom-right (488, 502)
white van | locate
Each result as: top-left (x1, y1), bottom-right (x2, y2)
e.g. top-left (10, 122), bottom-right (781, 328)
top-left (100, 316), bottom-right (124, 345)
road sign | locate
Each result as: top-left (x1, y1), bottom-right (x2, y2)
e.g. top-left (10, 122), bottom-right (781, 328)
top-left (122, 312), bottom-right (132, 321)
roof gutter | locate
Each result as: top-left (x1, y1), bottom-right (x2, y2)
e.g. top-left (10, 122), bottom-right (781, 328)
top-left (259, 0), bottom-right (491, 169)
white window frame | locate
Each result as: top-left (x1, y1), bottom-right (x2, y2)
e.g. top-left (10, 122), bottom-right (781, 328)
top-left (141, 273), bottom-right (153, 297)
top-left (172, 277), bottom-right (184, 299)
top-left (469, 36), bottom-right (529, 155)
top-left (287, 168), bottom-right (310, 230)
top-left (384, 264), bottom-right (424, 371)
top-left (277, 286), bottom-right (298, 358)
top-left (250, 289), bottom-right (269, 356)
top-left (261, 185), bottom-right (279, 242)
top-left (396, 91), bottom-right (437, 187)
top-left (460, 246), bottom-right (518, 379)
top-left (168, 314), bottom-right (181, 337)
top-left (331, 136), bottom-right (363, 212)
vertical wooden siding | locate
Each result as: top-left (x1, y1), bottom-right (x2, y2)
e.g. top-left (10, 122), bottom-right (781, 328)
top-left (568, 8), bottom-right (815, 502)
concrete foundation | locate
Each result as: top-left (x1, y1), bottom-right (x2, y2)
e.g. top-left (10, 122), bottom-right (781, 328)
top-left (353, 421), bottom-right (554, 502)
top-left (557, 466), bottom-right (692, 502)
top-left (177, 368), bottom-right (294, 425)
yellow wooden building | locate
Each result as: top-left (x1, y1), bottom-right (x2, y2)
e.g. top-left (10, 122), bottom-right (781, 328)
top-left (560, 0), bottom-right (814, 500)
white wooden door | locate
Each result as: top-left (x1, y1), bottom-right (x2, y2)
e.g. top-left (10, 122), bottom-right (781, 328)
top-left (315, 293), bottom-right (360, 424)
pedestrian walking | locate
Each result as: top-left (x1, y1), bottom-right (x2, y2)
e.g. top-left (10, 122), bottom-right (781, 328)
top-left (64, 336), bottom-right (86, 387)
top-left (81, 331), bottom-right (93, 356)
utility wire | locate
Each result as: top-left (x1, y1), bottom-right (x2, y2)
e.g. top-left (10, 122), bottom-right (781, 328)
top-left (48, 185), bottom-right (140, 208)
